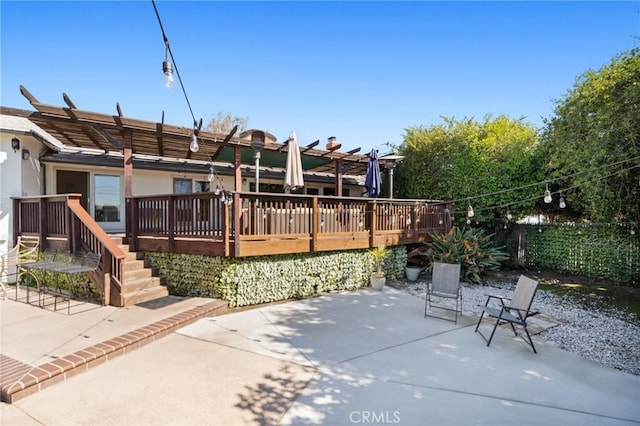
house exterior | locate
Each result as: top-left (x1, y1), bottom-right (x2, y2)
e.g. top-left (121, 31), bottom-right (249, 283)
top-left (1, 87), bottom-right (451, 307)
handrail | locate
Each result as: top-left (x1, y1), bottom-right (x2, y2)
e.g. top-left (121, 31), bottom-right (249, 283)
top-left (12, 194), bottom-right (126, 306)
top-left (128, 191), bottom-right (452, 256)
top-left (66, 197), bottom-right (126, 306)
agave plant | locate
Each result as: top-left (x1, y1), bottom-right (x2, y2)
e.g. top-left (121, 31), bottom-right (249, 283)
top-left (418, 226), bottom-right (510, 284)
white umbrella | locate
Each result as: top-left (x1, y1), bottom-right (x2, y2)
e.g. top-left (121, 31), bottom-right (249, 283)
top-left (284, 131), bottom-right (304, 193)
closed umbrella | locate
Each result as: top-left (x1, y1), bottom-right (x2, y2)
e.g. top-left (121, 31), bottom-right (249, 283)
top-left (284, 131), bottom-right (304, 193)
top-left (364, 149), bottom-right (382, 197)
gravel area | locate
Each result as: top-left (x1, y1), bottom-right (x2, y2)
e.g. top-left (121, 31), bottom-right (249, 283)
top-left (388, 275), bottom-right (640, 376)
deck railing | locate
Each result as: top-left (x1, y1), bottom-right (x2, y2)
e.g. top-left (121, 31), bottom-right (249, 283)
top-left (12, 194), bottom-right (126, 306)
top-left (127, 192), bottom-right (452, 257)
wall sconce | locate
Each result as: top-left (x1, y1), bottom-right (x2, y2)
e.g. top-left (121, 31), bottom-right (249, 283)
top-left (22, 149), bottom-right (30, 161)
top-left (11, 137), bottom-right (20, 152)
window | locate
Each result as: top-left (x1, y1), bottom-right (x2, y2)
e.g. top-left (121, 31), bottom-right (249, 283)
top-left (194, 181), bottom-right (210, 192)
top-left (173, 178), bottom-right (192, 194)
top-left (94, 174), bottom-right (121, 222)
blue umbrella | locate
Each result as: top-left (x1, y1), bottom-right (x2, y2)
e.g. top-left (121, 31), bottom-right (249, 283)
top-left (364, 149), bottom-right (382, 197)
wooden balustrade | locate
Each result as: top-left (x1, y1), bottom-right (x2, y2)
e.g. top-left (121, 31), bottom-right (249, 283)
top-left (127, 192), bottom-right (452, 257)
top-left (13, 192), bottom-right (451, 275)
top-left (12, 194), bottom-right (126, 306)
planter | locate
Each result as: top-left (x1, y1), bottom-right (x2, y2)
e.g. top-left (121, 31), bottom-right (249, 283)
top-left (370, 275), bottom-right (386, 291)
top-left (405, 266), bottom-right (422, 282)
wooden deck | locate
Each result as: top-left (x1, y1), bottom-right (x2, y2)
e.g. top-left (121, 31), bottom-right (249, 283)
top-left (12, 193), bottom-right (451, 306)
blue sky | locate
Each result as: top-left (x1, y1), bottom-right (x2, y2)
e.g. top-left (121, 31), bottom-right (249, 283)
top-left (1, 1), bottom-right (638, 155)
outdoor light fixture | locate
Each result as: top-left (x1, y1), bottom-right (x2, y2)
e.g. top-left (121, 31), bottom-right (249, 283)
top-left (207, 165), bottom-right (215, 182)
top-left (467, 204), bottom-right (474, 218)
top-left (559, 196), bottom-right (567, 209)
top-left (543, 185), bottom-right (552, 204)
top-left (506, 208), bottom-right (513, 221)
top-left (22, 149), bottom-right (30, 161)
top-left (162, 48), bottom-right (174, 89)
top-left (11, 137), bottom-right (20, 152)
top-left (189, 133), bottom-right (199, 153)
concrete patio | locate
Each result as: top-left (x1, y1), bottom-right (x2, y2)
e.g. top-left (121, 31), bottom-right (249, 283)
top-left (1, 286), bottom-right (639, 425)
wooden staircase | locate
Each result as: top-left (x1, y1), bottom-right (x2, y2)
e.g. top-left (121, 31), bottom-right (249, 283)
top-left (110, 236), bottom-right (170, 306)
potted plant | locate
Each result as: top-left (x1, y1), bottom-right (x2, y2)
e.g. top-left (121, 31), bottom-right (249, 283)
top-left (368, 245), bottom-right (389, 290)
top-left (405, 263), bottom-right (423, 282)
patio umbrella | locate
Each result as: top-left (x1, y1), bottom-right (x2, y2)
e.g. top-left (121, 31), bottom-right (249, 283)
top-left (364, 149), bottom-right (382, 197)
top-left (284, 131), bottom-right (305, 193)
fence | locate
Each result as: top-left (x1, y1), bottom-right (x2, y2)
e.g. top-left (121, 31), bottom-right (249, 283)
top-left (506, 223), bottom-right (640, 286)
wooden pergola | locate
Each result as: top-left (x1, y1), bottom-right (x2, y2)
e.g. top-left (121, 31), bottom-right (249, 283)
top-left (2, 85), bottom-right (380, 197)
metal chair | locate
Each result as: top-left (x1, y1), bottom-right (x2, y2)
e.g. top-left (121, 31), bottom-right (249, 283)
top-left (0, 236), bottom-right (40, 300)
top-left (474, 275), bottom-right (539, 353)
top-left (424, 262), bottom-right (463, 323)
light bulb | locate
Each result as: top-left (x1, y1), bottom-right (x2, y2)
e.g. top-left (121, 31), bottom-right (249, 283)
top-left (506, 212), bottom-right (513, 220)
top-left (466, 218), bottom-right (471, 225)
top-left (162, 60), bottom-right (173, 89)
top-left (207, 166), bottom-right (215, 182)
top-left (559, 197), bottom-right (566, 209)
top-left (190, 134), bottom-right (199, 152)
top-left (467, 205), bottom-right (474, 218)
top-left (543, 186), bottom-right (552, 204)
top-left (214, 185), bottom-right (222, 196)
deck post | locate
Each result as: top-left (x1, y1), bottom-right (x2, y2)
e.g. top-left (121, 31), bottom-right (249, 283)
top-left (311, 197), bottom-right (319, 252)
top-left (233, 192), bottom-right (241, 257)
top-left (168, 195), bottom-right (175, 252)
top-left (39, 198), bottom-right (47, 250)
top-left (223, 200), bottom-right (230, 256)
top-left (369, 200), bottom-right (377, 248)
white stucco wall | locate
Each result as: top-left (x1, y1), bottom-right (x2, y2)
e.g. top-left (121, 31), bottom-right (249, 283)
top-left (0, 135), bottom-right (24, 251)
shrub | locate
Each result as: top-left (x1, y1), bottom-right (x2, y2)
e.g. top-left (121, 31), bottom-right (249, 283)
top-left (418, 226), bottom-right (510, 284)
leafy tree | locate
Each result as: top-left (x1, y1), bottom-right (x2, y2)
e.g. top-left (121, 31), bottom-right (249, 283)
top-left (537, 48), bottom-right (640, 222)
top-left (207, 111), bottom-right (248, 134)
top-left (394, 115), bottom-right (541, 223)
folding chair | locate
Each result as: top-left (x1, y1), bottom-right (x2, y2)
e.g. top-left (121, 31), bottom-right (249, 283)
top-left (474, 275), bottom-right (539, 353)
top-left (424, 262), bottom-right (463, 323)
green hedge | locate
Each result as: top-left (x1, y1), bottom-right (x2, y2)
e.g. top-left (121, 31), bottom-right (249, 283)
top-left (525, 224), bottom-right (640, 285)
top-left (144, 246), bottom-right (407, 307)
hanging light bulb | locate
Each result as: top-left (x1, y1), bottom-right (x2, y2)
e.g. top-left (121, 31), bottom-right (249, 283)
top-left (467, 204), bottom-right (474, 218)
top-left (543, 185), bottom-right (552, 204)
top-left (162, 50), bottom-right (173, 89)
top-left (214, 184), bottom-right (222, 196)
top-left (559, 197), bottom-right (567, 209)
top-left (207, 165), bottom-right (215, 182)
top-left (466, 218), bottom-right (472, 225)
top-left (189, 133), bottom-right (199, 153)
top-left (506, 208), bottom-right (513, 221)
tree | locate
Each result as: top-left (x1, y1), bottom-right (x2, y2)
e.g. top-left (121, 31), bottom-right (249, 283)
top-left (394, 115), bottom-right (541, 223)
top-left (206, 111), bottom-right (249, 135)
top-left (537, 48), bottom-right (640, 222)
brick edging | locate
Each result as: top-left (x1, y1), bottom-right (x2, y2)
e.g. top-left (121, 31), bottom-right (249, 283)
top-left (1, 300), bottom-right (228, 403)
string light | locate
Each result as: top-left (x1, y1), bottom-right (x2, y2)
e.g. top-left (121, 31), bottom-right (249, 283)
top-left (451, 162), bottom-right (639, 218)
top-left (152, 0), bottom-right (202, 151)
top-left (543, 184), bottom-right (552, 203)
top-left (189, 132), bottom-right (199, 153)
top-left (559, 196), bottom-right (567, 209)
top-left (448, 155), bottom-right (640, 205)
